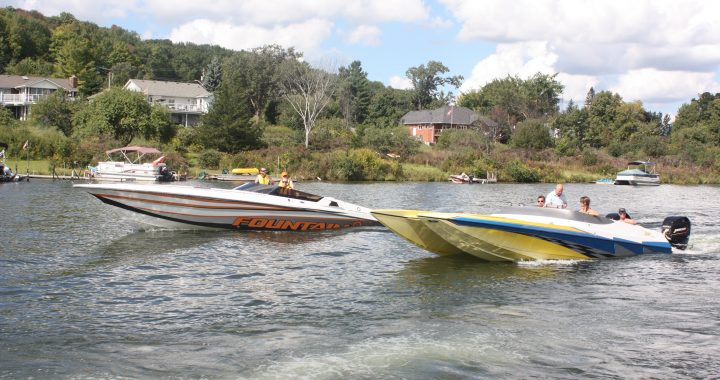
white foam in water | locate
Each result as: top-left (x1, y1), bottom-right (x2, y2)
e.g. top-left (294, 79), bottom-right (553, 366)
top-left (251, 333), bottom-right (509, 379)
top-left (516, 259), bottom-right (583, 267)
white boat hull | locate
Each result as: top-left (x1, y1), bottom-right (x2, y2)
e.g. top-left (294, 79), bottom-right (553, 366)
top-left (75, 183), bottom-right (379, 231)
top-left (614, 174), bottom-right (660, 186)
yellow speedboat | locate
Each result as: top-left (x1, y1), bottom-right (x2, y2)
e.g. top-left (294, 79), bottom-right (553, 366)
top-left (371, 207), bottom-right (690, 262)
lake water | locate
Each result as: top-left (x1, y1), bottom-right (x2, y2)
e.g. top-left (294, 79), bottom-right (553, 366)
top-left (1, 180), bottom-right (719, 378)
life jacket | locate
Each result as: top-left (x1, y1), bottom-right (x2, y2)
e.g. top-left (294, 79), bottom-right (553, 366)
top-left (279, 178), bottom-right (293, 189)
top-left (256, 174), bottom-right (270, 185)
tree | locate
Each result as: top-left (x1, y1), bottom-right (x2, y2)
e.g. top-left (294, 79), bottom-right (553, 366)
top-left (242, 45), bottom-right (301, 121)
top-left (405, 61), bottom-right (463, 110)
top-left (201, 56), bottom-right (222, 92)
top-left (30, 91), bottom-right (75, 135)
top-left (511, 119), bottom-right (554, 149)
top-left (584, 87), bottom-right (596, 108)
top-left (72, 88), bottom-right (155, 145)
top-left (281, 60), bottom-right (337, 148)
top-left (198, 64), bottom-right (264, 153)
top-left (338, 60), bottom-right (372, 126)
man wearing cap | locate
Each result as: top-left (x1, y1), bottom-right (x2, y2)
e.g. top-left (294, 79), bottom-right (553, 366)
top-left (618, 208), bottom-right (637, 224)
top-left (255, 167), bottom-right (271, 185)
top-left (278, 171), bottom-right (294, 190)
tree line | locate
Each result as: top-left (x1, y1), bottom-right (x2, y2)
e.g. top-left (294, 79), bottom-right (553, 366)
top-left (1, 6), bottom-right (719, 182)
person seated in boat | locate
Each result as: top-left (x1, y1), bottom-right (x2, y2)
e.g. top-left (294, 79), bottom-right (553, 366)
top-left (536, 195), bottom-right (546, 207)
top-left (618, 208), bottom-right (637, 224)
top-left (544, 183), bottom-right (568, 209)
top-left (578, 196), bottom-right (599, 216)
top-left (255, 167), bottom-right (272, 185)
top-left (278, 171), bottom-right (294, 190)
top-left (3, 164), bottom-right (12, 177)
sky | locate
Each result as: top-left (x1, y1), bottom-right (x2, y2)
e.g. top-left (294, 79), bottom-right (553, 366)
top-left (9, 0), bottom-right (720, 118)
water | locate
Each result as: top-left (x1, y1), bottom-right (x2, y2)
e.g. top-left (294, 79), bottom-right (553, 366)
top-left (1, 180), bottom-right (719, 378)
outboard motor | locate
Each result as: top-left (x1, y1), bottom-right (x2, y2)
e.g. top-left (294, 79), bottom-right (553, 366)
top-left (662, 216), bottom-right (691, 250)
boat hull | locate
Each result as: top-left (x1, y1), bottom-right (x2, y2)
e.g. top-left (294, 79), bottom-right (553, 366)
top-left (77, 184), bottom-right (380, 231)
top-left (373, 208), bottom-right (673, 261)
top-left (371, 210), bottom-right (465, 256)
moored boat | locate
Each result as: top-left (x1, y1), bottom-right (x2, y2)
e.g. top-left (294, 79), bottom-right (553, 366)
top-left (614, 161), bottom-right (660, 186)
top-left (371, 207), bottom-right (691, 261)
top-left (74, 182), bottom-right (380, 231)
top-left (94, 146), bottom-right (175, 182)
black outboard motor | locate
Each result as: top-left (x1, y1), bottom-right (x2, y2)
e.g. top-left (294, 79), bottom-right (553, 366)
top-left (662, 216), bottom-right (691, 250)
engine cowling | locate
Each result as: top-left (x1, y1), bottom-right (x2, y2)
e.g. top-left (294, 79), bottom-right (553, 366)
top-left (662, 216), bottom-right (691, 250)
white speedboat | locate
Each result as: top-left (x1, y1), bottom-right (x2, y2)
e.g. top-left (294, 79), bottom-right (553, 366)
top-left (614, 161), bottom-right (660, 186)
top-left (372, 207), bottom-right (690, 261)
top-left (74, 182), bottom-right (380, 231)
top-left (94, 146), bottom-right (174, 182)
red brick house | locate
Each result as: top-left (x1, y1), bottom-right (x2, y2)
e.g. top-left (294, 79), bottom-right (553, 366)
top-left (401, 105), bottom-right (498, 144)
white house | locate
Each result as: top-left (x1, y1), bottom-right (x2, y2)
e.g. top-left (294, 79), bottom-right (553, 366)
top-left (123, 79), bottom-right (213, 126)
top-left (0, 74), bottom-right (78, 120)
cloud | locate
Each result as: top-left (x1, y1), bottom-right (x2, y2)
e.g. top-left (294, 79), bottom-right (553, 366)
top-left (169, 18), bottom-right (333, 54)
top-left (442, 0), bottom-right (720, 75)
top-left (10, 0), bottom-right (139, 24)
top-left (389, 75), bottom-right (413, 89)
top-left (610, 69), bottom-right (720, 104)
top-left (144, 0), bottom-right (429, 25)
top-left (447, 0), bottom-right (720, 115)
top-left (345, 25), bottom-right (382, 46)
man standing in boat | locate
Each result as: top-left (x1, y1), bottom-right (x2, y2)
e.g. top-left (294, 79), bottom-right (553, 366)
top-left (544, 183), bottom-right (568, 209)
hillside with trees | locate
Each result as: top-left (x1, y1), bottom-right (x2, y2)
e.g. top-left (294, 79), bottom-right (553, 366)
top-left (1, 7), bottom-right (719, 183)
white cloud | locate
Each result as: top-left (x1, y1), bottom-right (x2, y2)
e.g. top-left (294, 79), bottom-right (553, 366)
top-left (345, 25), bottom-right (382, 46)
top-left (144, 0), bottom-right (429, 25)
top-left (460, 42), bottom-right (558, 92)
top-left (610, 69), bottom-right (720, 104)
top-left (442, 0), bottom-right (720, 75)
top-left (389, 75), bottom-right (413, 90)
top-left (169, 18), bottom-right (333, 54)
top-left (10, 0), bottom-right (139, 24)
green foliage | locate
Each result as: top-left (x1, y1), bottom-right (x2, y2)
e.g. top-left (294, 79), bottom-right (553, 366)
top-left (4, 57), bottom-right (54, 76)
top-left (580, 149), bottom-right (598, 166)
top-left (331, 148), bottom-right (400, 181)
top-left (406, 60), bottom-right (463, 110)
top-left (554, 136), bottom-right (578, 157)
top-left (501, 160), bottom-right (540, 182)
top-left (198, 59), bottom-right (265, 152)
top-left (400, 163), bottom-right (447, 181)
top-left (355, 125), bottom-right (421, 157)
top-left (262, 124), bottom-right (301, 147)
top-left (436, 129), bottom-right (489, 150)
top-left (337, 60), bottom-right (372, 125)
top-left (510, 119), bottom-right (553, 149)
top-left (73, 88), bottom-right (154, 145)
top-left (197, 149), bottom-right (222, 169)
top-left (0, 107), bottom-right (17, 128)
top-left (30, 91), bottom-right (75, 135)
top-left (310, 117), bottom-right (352, 150)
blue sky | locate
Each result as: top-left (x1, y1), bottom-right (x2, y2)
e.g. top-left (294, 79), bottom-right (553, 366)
top-left (9, 0), bottom-right (720, 118)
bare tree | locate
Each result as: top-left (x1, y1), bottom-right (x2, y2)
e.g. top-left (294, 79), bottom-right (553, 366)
top-left (281, 60), bottom-right (337, 148)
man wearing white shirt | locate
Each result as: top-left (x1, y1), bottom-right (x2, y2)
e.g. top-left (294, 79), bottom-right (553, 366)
top-left (544, 183), bottom-right (568, 209)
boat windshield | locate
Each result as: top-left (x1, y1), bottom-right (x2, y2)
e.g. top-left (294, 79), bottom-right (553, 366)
top-left (233, 182), bottom-right (323, 202)
top-left (494, 206), bottom-right (614, 224)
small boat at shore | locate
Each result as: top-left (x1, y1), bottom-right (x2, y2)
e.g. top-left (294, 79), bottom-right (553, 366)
top-left (74, 182), bottom-right (380, 231)
top-left (0, 142), bottom-right (27, 183)
top-left (372, 207), bottom-right (690, 261)
top-left (615, 161), bottom-right (660, 186)
top-left (94, 146), bottom-right (175, 182)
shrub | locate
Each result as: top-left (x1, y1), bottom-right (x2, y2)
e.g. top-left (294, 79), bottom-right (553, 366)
top-left (197, 149), bottom-right (222, 169)
top-left (502, 160), bottom-right (540, 182)
top-left (437, 129), bottom-right (489, 150)
top-left (511, 120), bottom-right (554, 150)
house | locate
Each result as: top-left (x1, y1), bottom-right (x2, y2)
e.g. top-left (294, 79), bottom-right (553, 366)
top-left (123, 79), bottom-right (212, 126)
top-left (400, 105), bottom-right (498, 144)
top-left (0, 74), bottom-right (78, 120)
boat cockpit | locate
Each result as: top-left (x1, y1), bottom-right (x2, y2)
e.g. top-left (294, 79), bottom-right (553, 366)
top-left (233, 182), bottom-right (324, 202)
